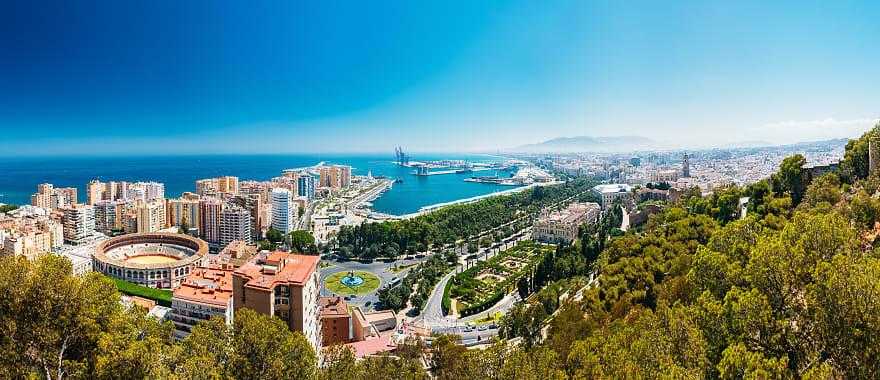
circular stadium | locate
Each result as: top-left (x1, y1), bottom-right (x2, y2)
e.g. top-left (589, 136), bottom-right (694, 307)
top-left (93, 233), bottom-right (209, 289)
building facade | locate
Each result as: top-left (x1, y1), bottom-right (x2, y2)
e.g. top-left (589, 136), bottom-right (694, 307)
top-left (199, 198), bottom-right (224, 249)
top-left (232, 252), bottom-right (321, 353)
top-left (270, 188), bottom-right (296, 234)
top-left (220, 203), bottom-right (253, 249)
top-left (592, 184), bottom-right (633, 209)
top-left (170, 265), bottom-right (235, 339)
top-left (297, 175), bottom-right (316, 200)
top-left (136, 200), bottom-right (167, 233)
top-left (533, 202), bottom-right (601, 244)
top-left (62, 205), bottom-right (95, 244)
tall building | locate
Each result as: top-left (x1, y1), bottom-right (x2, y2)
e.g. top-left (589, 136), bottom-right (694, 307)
top-left (87, 180), bottom-right (104, 205)
top-left (217, 176), bottom-right (239, 195)
top-left (682, 153), bottom-right (691, 178)
top-left (230, 195), bottom-right (261, 241)
top-left (31, 183), bottom-right (78, 210)
top-left (319, 165), bottom-right (352, 189)
top-left (196, 176), bottom-right (239, 197)
top-left (220, 203), bottom-right (253, 249)
top-left (136, 200), bottom-right (166, 233)
top-left (270, 188), bottom-right (296, 234)
top-left (94, 200), bottom-right (119, 235)
top-left (196, 179), bottom-right (217, 197)
top-left (136, 182), bottom-right (165, 201)
top-left (233, 252), bottom-right (321, 353)
top-left (240, 181), bottom-right (270, 204)
top-left (297, 175), bottom-right (316, 201)
top-left (167, 197), bottom-right (201, 235)
top-left (62, 205), bottom-right (95, 244)
top-left (199, 198), bottom-right (224, 249)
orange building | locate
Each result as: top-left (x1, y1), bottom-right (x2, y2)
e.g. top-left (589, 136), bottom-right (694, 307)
top-left (232, 252), bottom-right (321, 352)
top-left (170, 264), bottom-right (235, 339)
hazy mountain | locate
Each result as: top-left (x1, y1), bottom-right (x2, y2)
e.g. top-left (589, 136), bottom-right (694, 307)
top-left (511, 136), bottom-right (657, 153)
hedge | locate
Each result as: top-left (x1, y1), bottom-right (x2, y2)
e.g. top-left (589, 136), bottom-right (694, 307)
top-left (460, 290), bottom-right (505, 317)
top-left (441, 279), bottom-right (453, 316)
top-left (112, 278), bottom-right (173, 307)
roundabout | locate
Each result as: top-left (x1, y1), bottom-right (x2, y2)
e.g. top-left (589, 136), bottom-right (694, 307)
top-left (324, 270), bottom-right (381, 296)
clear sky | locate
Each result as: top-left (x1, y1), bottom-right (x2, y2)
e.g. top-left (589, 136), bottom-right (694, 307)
top-left (1, 1), bottom-right (879, 155)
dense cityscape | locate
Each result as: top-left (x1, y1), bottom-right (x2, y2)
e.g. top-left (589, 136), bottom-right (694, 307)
top-left (4, 1), bottom-right (880, 379)
top-left (4, 130), bottom-right (878, 377)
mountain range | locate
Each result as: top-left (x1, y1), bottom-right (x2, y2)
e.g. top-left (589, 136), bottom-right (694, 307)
top-left (510, 136), bottom-right (658, 153)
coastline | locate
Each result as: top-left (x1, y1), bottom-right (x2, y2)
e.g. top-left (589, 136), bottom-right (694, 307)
top-left (384, 181), bottom-right (561, 220)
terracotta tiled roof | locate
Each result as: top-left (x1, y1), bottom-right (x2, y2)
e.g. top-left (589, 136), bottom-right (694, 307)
top-left (233, 252), bottom-right (319, 290)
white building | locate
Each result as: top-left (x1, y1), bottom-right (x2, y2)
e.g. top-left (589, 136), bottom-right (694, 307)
top-left (94, 200), bottom-right (119, 235)
top-left (270, 188), bottom-right (297, 234)
top-left (592, 184), bottom-right (633, 209)
top-left (220, 203), bottom-right (253, 249)
top-left (62, 205), bottom-right (95, 244)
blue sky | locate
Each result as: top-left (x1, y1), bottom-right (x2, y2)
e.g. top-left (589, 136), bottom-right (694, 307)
top-left (1, 1), bottom-right (879, 155)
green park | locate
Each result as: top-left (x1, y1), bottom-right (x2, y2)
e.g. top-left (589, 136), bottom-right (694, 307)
top-left (323, 270), bottom-right (382, 296)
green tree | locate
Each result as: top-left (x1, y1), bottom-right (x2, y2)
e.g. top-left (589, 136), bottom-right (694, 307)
top-left (0, 204), bottom-right (19, 213)
top-left (772, 154), bottom-right (807, 204)
top-left (0, 254), bottom-right (121, 380)
top-left (289, 230), bottom-right (318, 254)
top-left (266, 228), bottom-right (285, 245)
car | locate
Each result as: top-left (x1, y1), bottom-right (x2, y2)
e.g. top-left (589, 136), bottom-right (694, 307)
top-left (489, 323), bottom-right (498, 329)
top-left (478, 325), bottom-right (489, 331)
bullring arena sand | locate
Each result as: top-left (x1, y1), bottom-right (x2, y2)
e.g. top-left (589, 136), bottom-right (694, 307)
top-left (124, 255), bottom-right (180, 265)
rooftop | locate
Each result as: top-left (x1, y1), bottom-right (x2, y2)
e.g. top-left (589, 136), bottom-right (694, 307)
top-left (539, 202), bottom-right (600, 225)
top-left (233, 252), bottom-right (319, 290)
top-left (345, 335), bottom-right (396, 359)
top-left (318, 296), bottom-right (350, 318)
top-left (173, 265), bottom-right (235, 307)
top-left (593, 184), bottom-right (633, 194)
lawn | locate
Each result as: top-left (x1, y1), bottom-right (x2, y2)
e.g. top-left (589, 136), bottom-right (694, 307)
top-left (112, 278), bottom-right (172, 307)
top-left (324, 270), bottom-right (382, 296)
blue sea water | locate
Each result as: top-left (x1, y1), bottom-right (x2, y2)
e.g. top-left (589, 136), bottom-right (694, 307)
top-left (0, 153), bottom-right (518, 215)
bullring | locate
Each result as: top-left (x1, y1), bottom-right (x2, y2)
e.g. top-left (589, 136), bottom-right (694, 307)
top-left (93, 233), bottom-right (208, 289)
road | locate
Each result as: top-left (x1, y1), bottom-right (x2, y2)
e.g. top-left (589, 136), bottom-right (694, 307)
top-left (319, 256), bottom-right (427, 310)
top-left (413, 271), bottom-right (456, 327)
top-left (298, 201), bottom-right (318, 231)
top-left (410, 190), bottom-right (591, 329)
top-left (413, 228), bottom-right (533, 332)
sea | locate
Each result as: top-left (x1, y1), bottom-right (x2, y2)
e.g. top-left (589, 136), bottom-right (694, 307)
top-left (0, 153), bottom-right (519, 216)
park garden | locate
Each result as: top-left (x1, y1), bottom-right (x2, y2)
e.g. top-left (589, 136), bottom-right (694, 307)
top-left (444, 240), bottom-right (554, 317)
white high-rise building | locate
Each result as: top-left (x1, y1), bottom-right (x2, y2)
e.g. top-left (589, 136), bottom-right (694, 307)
top-left (62, 205), bottom-right (95, 244)
top-left (270, 188), bottom-right (296, 234)
top-left (220, 203), bottom-right (253, 249)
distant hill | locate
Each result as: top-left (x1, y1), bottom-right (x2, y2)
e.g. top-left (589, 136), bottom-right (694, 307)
top-left (511, 136), bottom-right (657, 153)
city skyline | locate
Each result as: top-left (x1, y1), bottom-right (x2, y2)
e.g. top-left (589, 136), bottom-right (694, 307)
top-left (2, 1), bottom-right (879, 156)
